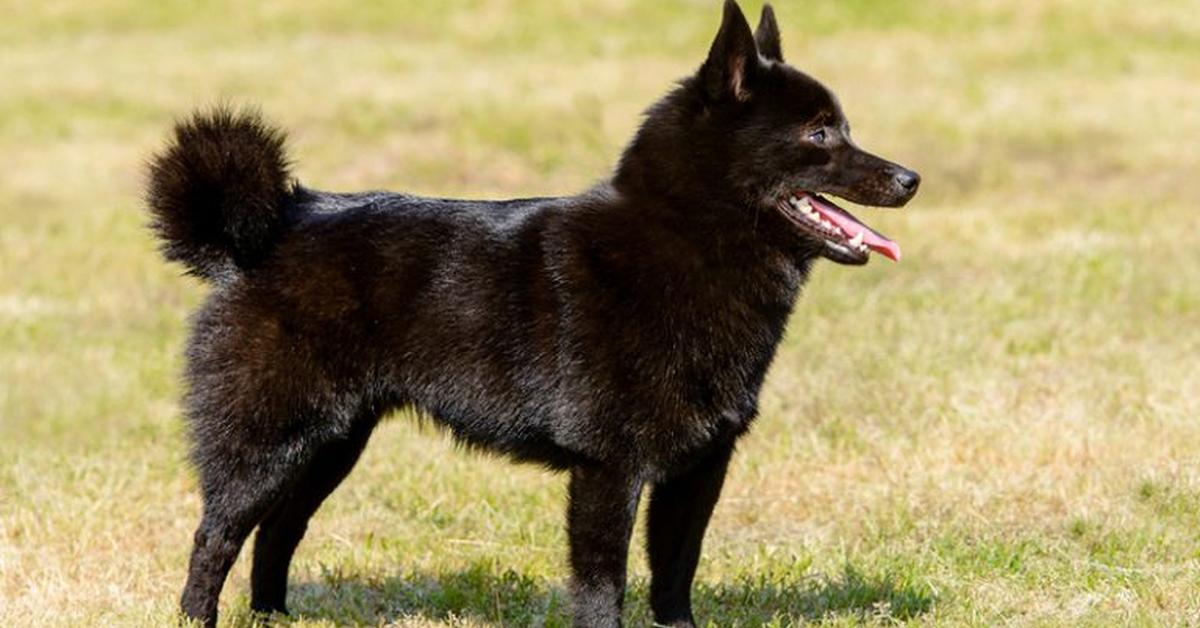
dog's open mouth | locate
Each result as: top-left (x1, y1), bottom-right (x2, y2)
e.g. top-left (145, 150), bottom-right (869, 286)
top-left (776, 192), bottom-right (901, 266)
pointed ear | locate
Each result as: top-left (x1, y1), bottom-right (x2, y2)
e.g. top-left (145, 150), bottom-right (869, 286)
top-left (755, 4), bottom-right (783, 63)
top-left (701, 0), bottom-right (759, 103)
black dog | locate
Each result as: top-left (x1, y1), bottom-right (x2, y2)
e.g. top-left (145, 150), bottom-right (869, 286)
top-left (148, 2), bottom-right (918, 626)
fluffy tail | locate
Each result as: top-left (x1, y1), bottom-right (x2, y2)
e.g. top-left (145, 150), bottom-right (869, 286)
top-left (146, 107), bottom-right (295, 282)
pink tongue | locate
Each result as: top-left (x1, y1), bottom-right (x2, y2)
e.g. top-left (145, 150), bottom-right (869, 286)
top-left (807, 195), bottom-right (902, 262)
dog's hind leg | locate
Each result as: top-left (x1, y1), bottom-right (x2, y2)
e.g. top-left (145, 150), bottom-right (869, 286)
top-left (645, 442), bottom-right (734, 628)
top-left (566, 463), bottom-right (643, 628)
top-left (180, 429), bottom-right (324, 627)
top-left (249, 412), bottom-right (379, 615)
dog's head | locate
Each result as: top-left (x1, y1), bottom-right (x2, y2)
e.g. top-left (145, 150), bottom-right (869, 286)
top-left (618, 0), bottom-right (920, 265)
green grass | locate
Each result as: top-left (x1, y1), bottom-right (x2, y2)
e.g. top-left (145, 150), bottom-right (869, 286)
top-left (2, 0), bottom-right (1200, 625)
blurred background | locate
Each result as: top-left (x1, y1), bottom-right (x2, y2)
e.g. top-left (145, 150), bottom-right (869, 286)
top-left (1, 1), bottom-right (1198, 625)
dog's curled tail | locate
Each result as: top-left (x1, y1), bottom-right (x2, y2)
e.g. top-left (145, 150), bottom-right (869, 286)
top-left (146, 106), bottom-right (295, 282)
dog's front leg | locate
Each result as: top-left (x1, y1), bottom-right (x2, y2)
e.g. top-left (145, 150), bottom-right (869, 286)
top-left (646, 442), bottom-right (734, 628)
top-left (566, 462), bottom-right (643, 628)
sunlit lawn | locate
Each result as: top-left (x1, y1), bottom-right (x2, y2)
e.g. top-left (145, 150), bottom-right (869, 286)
top-left (2, 1), bottom-right (1199, 625)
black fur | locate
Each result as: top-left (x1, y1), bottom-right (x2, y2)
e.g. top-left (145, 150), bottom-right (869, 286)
top-left (150, 2), bottom-right (919, 627)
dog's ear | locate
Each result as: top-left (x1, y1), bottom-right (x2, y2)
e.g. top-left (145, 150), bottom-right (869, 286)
top-left (755, 4), bottom-right (783, 63)
top-left (701, 0), bottom-right (759, 103)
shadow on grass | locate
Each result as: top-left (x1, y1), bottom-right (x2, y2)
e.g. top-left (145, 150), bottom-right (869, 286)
top-left (280, 562), bottom-right (935, 626)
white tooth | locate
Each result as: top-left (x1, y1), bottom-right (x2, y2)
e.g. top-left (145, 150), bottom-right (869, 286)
top-left (849, 231), bottom-right (864, 247)
top-left (798, 197), bottom-right (811, 209)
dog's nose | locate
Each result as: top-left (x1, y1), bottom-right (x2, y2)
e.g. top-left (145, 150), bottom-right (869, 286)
top-left (894, 169), bottom-right (920, 192)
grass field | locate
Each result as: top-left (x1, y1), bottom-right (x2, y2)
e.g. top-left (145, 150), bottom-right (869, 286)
top-left (2, 0), bottom-right (1200, 625)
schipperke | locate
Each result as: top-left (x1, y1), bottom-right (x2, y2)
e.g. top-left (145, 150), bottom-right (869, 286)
top-left (147, 2), bottom-right (919, 626)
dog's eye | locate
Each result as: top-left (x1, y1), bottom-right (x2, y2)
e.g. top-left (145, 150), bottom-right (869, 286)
top-left (808, 129), bottom-right (827, 144)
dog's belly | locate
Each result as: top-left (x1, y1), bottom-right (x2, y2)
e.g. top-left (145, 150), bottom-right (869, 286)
top-left (427, 405), bottom-right (582, 469)
top-left (397, 357), bottom-right (592, 469)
